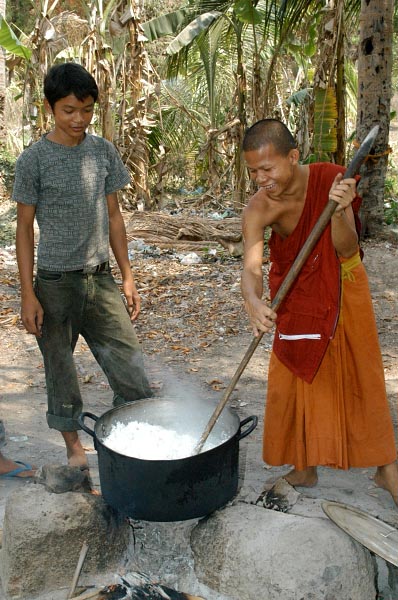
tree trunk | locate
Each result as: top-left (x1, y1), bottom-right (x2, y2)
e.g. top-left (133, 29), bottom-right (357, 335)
top-left (356, 0), bottom-right (393, 237)
top-left (0, 0), bottom-right (7, 145)
top-left (124, 0), bottom-right (152, 209)
top-left (335, 1), bottom-right (346, 166)
top-left (232, 23), bottom-right (247, 213)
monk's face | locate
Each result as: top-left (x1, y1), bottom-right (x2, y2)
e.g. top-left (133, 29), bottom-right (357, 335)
top-left (244, 143), bottom-right (299, 199)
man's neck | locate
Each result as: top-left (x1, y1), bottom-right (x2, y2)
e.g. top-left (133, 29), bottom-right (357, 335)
top-left (46, 130), bottom-right (86, 147)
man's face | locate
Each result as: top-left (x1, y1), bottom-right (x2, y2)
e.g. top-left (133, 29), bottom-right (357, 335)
top-left (46, 94), bottom-right (95, 145)
top-left (244, 143), bottom-right (298, 198)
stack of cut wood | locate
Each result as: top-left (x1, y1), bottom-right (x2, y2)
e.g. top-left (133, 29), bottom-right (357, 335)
top-left (124, 211), bottom-right (243, 256)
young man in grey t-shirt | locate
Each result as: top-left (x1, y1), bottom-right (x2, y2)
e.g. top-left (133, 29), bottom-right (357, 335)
top-left (13, 63), bottom-right (152, 472)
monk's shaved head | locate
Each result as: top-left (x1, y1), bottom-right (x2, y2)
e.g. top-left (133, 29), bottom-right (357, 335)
top-left (243, 119), bottom-right (297, 156)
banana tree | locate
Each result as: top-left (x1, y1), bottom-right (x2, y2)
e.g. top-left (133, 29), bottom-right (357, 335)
top-left (73, 0), bottom-right (118, 141)
top-left (10, 0), bottom-right (78, 143)
top-left (116, 0), bottom-right (154, 208)
top-left (2, 0), bottom-right (154, 208)
top-left (0, 11), bottom-right (32, 148)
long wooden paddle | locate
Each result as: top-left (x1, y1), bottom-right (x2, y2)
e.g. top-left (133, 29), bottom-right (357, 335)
top-left (194, 125), bottom-right (379, 455)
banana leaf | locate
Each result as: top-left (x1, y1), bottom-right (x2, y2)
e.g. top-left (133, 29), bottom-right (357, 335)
top-left (313, 87), bottom-right (337, 157)
top-left (0, 15), bottom-right (31, 59)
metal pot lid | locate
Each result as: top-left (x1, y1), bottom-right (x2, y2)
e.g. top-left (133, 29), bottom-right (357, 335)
top-left (322, 500), bottom-right (398, 567)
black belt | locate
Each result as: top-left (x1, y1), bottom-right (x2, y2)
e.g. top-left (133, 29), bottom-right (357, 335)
top-left (76, 261), bottom-right (109, 274)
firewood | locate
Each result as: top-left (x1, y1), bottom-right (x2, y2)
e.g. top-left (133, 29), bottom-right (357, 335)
top-left (125, 211), bottom-right (242, 256)
top-left (67, 541), bottom-right (89, 598)
top-left (70, 574), bottom-right (205, 600)
top-left (121, 571), bottom-right (205, 599)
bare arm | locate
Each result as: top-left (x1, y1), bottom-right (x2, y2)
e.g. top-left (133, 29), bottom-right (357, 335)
top-left (329, 174), bottom-right (359, 257)
top-left (16, 203), bottom-right (43, 336)
top-left (107, 192), bottom-right (141, 321)
top-left (241, 207), bottom-right (277, 337)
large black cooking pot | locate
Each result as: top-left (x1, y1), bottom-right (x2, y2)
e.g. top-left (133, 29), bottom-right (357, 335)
top-left (78, 397), bottom-right (257, 522)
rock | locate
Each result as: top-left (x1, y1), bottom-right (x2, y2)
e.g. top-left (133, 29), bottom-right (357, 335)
top-left (0, 485), bottom-right (130, 599)
top-left (256, 477), bottom-right (301, 512)
top-left (191, 504), bottom-right (376, 600)
top-left (35, 464), bottom-right (92, 493)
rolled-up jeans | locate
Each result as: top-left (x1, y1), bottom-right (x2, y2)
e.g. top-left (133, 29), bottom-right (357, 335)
top-left (34, 264), bottom-right (152, 432)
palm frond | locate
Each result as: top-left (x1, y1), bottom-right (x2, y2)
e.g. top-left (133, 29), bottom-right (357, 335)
top-left (166, 11), bottom-right (222, 55)
top-left (142, 9), bottom-right (192, 42)
top-left (234, 0), bottom-right (262, 25)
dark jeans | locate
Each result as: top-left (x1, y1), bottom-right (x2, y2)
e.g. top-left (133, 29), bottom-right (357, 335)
top-left (34, 265), bottom-right (152, 432)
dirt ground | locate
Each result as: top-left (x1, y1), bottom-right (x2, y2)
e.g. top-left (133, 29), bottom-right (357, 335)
top-left (0, 199), bottom-right (398, 598)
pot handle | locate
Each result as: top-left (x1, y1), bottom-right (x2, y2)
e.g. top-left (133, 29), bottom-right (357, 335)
top-left (77, 412), bottom-right (98, 438)
top-left (237, 415), bottom-right (258, 441)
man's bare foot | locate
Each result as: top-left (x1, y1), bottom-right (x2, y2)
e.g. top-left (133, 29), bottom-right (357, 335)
top-left (62, 431), bottom-right (88, 470)
top-left (283, 467), bottom-right (318, 488)
top-left (374, 462), bottom-right (398, 506)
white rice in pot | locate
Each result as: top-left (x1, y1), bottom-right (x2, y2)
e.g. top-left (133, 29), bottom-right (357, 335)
top-left (102, 420), bottom-right (229, 460)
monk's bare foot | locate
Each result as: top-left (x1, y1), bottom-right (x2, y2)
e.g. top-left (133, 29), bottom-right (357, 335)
top-left (374, 462), bottom-right (398, 506)
top-left (62, 431), bottom-right (88, 470)
top-left (283, 467), bottom-right (318, 488)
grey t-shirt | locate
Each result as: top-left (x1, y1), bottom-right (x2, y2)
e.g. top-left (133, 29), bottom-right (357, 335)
top-left (12, 133), bottom-right (130, 271)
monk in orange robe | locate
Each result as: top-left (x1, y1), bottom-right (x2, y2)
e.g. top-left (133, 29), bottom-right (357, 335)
top-left (241, 118), bottom-right (398, 503)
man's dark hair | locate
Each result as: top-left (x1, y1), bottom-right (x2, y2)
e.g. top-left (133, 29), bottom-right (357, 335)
top-left (44, 62), bottom-right (99, 109)
top-left (243, 118), bottom-right (297, 156)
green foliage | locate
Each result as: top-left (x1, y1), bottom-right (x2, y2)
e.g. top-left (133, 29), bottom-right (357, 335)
top-left (286, 88), bottom-right (310, 108)
top-left (0, 149), bottom-right (17, 246)
top-left (0, 148), bottom-right (16, 195)
top-left (0, 0), bottom-right (393, 210)
top-left (233, 0), bottom-right (262, 25)
top-left (384, 169), bottom-right (398, 225)
top-left (6, 0), bottom-right (35, 34)
top-left (384, 199), bottom-right (398, 225)
top-left (0, 15), bottom-right (31, 59)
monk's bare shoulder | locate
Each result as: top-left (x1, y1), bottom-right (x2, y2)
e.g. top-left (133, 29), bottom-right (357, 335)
top-left (243, 188), bottom-right (274, 231)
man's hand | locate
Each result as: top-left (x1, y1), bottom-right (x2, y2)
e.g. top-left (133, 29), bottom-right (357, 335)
top-left (21, 292), bottom-right (44, 337)
top-left (329, 173), bottom-right (356, 213)
top-left (244, 297), bottom-right (277, 337)
top-left (123, 278), bottom-right (141, 322)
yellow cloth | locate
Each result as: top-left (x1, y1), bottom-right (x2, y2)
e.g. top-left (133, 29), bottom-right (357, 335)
top-left (263, 251), bottom-right (397, 470)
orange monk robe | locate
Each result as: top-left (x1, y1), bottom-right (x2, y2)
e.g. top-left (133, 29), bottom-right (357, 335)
top-left (263, 252), bottom-right (397, 471)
